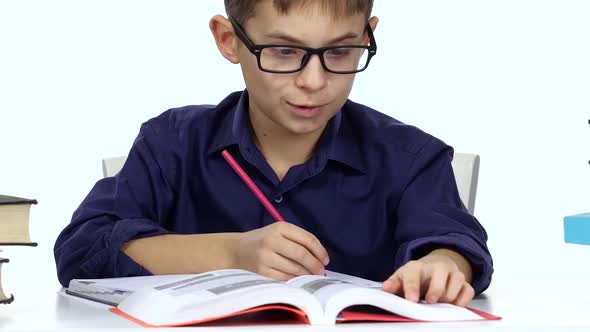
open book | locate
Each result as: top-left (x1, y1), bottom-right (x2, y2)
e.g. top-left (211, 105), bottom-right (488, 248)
top-left (66, 269), bottom-right (499, 327)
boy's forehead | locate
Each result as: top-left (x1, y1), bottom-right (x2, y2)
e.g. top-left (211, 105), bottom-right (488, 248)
top-left (247, 0), bottom-right (366, 37)
top-left (252, 0), bottom-right (367, 20)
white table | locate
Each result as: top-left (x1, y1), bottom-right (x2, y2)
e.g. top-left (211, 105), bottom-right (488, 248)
top-left (1, 277), bottom-right (589, 331)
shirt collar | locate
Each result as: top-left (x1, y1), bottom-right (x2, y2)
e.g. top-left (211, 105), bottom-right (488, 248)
top-left (321, 102), bottom-right (367, 174)
top-left (207, 90), bottom-right (366, 174)
top-left (207, 90), bottom-right (254, 156)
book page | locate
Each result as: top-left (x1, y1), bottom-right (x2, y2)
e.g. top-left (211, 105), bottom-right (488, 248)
top-left (285, 270), bottom-right (383, 308)
top-left (67, 273), bottom-right (223, 306)
top-left (286, 274), bottom-right (361, 309)
top-left (110, 270), bottom-right (323, 326)
top-left (69, 269), bottom-right (285, 306)
top-left (324, 270), bottom-right (383, 288)
top-left (285, 271), bottom-right (483, 322)
top-left (323, 287), bottom-right (483, 322)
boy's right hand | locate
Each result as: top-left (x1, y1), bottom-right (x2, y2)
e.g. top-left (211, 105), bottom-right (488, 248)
top-left (235, 222), bottom-right (330, 281)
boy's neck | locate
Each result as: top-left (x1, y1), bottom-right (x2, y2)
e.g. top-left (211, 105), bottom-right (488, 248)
top-left (248, 105), bottom-right (325, 180)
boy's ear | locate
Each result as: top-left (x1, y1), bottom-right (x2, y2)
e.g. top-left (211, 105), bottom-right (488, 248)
top-left (210, 15), bottom-right (240, 64)
top-left (369, 16), bottom-right (379, 33)
top-left (365, 16), bottom-right (379, 45)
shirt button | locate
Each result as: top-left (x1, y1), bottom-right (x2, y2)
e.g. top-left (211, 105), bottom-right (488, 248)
top-left (274, 195), bottom-right (283, 204)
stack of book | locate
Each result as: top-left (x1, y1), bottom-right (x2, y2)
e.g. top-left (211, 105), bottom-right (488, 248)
top-left (0, 195), bottom-right (37, 304)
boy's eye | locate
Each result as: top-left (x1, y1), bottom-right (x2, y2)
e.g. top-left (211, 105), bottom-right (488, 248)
top-left (269, 47), bottom-right (301, 57)
top-left (326, 48), bottom-right (352, 57)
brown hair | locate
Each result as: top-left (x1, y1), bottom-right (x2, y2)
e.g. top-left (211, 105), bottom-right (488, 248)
top-left (224, 0), bottom-right (374, 25)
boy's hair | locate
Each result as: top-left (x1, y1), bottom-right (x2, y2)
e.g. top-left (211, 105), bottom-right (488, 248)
top-left (224, 0), bottom-right (374, 25)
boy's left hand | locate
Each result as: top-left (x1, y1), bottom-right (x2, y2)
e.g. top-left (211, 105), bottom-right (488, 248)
top-left (382, 249), bottom-right (474, 307)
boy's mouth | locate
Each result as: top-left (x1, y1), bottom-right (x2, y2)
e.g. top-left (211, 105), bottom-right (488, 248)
top-left (286, 101), bottom-right (325, 118)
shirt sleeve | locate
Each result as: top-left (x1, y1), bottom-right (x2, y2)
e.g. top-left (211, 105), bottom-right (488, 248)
top-left (393, 137), bottom-right (494, 295)
top-left (54, 113), bottom-right (180, 287)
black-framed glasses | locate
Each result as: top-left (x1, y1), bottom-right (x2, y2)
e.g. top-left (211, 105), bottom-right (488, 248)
top-left (229, 16), bottom-right (377, 74)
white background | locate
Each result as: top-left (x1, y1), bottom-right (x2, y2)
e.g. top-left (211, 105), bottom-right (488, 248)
top-left (0, 1), bottom-right (589, 287)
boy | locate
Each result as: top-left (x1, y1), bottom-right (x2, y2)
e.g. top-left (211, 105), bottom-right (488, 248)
top-left (54, 0), bottom-right (493, 307)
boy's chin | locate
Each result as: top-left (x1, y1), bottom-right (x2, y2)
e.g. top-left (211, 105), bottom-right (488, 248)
top-left (283, 123), bottom-right (325, 136)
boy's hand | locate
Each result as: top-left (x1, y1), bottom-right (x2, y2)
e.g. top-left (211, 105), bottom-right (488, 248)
top-left (382, 249), bottom-right (474, 307)
top-left (235, 222), bottom-right (330, 281)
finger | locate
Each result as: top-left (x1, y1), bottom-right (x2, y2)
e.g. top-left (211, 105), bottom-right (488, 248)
top-left (441, 271), bottom-right (465, 303)
top-left (453, 283), bottom-right (475, 307)
top-left (268, 251), bottom-right (313, 277)
top-left (399, 264), bottom-right (422, 303)
top-left (382, 273), bottom-right (403, 295)
top-left (280, 223), bottom-right (330, 266)
top-left (424, 267), bottom-right (449, 304)
top-left (273, 235), bottom-right (325, 275)
top-left (261, 267), bottom-right (298, 282)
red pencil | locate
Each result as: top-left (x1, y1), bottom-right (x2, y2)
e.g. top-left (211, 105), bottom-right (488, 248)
top-left (221, 149), bottom-right (285, 222)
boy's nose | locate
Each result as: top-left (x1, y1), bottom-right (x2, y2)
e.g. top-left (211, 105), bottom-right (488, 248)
top-left (294, 54), bottom-right (327, 91)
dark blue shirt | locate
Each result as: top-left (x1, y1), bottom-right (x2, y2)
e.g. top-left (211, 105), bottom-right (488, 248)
top-left (54, 90), bottom-right (493, 293)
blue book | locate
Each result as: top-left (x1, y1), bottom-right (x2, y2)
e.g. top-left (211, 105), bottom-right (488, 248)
top-left (564, 213), bottom-right (590, 245)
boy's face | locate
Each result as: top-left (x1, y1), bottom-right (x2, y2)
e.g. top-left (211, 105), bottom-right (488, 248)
top-left (233, 1), bottom-right (376, 137)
